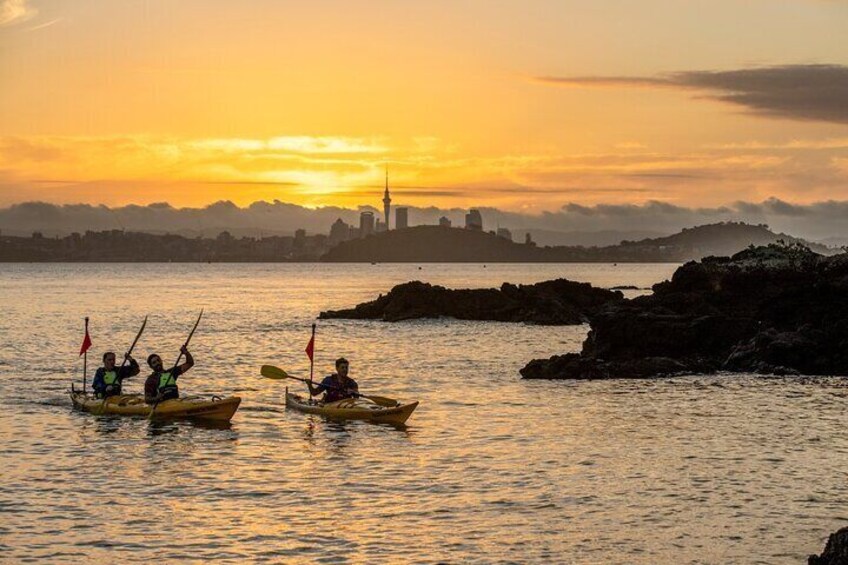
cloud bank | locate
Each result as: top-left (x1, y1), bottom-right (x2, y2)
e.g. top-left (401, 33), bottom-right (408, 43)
top-left (539, 64), bottom-right (848, 124)
top-left (3, 132), bottom-right (848, 210)
top-left (4, 197), bottom-right (848, 245)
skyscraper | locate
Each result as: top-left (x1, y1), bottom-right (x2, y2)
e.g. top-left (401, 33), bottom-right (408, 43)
top-left (396, 207), bottom-right (409, 230)
top-left (328, 218), bottom-right (351, 245)
top-left (465, 209), bottom-right (483, 231)
top-left (359, 211), bottom-right (375, 237)
top-left (382, 167), bottom-right (391, 230)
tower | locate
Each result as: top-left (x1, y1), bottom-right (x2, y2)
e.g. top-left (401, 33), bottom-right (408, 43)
top-left (382, 167), bottom-right (391, 230)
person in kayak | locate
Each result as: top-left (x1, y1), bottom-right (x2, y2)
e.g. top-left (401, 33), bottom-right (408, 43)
top-left (92, 351), bottom-right (140, 399)
top-left (144, 346), bottom-right (194, 404)
top-left (306, 357), bottom-right (359, 403)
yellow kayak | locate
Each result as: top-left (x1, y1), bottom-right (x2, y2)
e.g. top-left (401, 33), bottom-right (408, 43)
top-left (285, 390), bottom-right (418, 426)
top-left (70, 391), bottom-right (241, 422)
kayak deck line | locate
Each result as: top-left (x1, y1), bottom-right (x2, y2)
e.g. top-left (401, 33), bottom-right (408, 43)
top-left (70, 391), bottom-right (241, 422)
top-left (285, 388), bottom-right (418, 426)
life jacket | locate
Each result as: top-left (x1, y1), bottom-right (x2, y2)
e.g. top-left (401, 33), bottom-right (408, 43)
top-left (99, 369), bottom-right (121, 397)
top-left (156, 371), bottom-right (179, 399)
top-left (322, 375), bottom-right (357, 403)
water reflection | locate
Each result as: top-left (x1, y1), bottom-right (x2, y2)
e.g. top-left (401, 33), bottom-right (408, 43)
top-left (1, 264), bottom-right (844, 563)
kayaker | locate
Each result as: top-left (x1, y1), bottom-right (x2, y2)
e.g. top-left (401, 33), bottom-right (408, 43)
top-left (307, 357), bottom-right (359, 403)
top-left (91, 351), bottom-right (140, 399)
top-left (144, 346), bottom-right (194, 404)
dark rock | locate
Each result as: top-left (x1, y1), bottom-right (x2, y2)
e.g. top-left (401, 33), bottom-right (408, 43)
top-left (809, 527), bottom-right (848, 565)
top-left (522, 243), bottom-right (848, 379)
top-left (520, 353), bottom-right (701, 380)
top-left (319, 279), bottom-right (622, 325)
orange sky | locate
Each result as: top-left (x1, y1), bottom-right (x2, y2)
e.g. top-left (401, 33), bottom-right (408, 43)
top-left (1, 0), bottom-right (847, 211)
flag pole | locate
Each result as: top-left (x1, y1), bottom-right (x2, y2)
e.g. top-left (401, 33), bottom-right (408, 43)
top-left (83, 317), bottom-right (89, 392)
top-left (309, 323), bottom-right (316, 382)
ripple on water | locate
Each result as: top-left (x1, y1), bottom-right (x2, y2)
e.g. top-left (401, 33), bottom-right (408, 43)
top-left (0, 263), bottom-right (843, 563)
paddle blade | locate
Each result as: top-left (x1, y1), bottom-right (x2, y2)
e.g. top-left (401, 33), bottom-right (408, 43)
top-left (260, 365), bottom-right (290, 380)
top-left (364, 395), bottom-right (399, 407)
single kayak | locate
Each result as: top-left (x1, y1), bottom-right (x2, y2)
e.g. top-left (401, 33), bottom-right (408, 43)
top-left (285, 389), bottom-right (418, 426)
top-left (70, 391), bottom-right (241, 422)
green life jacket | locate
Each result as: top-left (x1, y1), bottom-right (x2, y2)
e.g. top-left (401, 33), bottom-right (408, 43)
top-left (103, 370), bottom-right (118, 385)
top-left (157, 371), bottom-right (178, 396)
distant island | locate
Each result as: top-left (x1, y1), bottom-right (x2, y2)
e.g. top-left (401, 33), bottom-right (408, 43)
top-left (0, 222), bottom-right (832, 262)
top-left (0, 230), bottom-right (329, 262)
top-left (322, 222), bottom-right (831, 263)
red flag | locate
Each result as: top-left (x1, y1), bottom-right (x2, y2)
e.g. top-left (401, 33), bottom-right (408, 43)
top-left (79, 317), bottom-right (92, 356)
top-left (305, 333), bottom-right (314, 362)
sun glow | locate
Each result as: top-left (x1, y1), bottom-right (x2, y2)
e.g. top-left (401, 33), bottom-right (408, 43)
top-left (0, 1), bottom-right (846, 210)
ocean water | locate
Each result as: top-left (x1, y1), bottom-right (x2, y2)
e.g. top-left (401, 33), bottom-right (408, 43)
top-left (0, 262), bottom-right (845, 563)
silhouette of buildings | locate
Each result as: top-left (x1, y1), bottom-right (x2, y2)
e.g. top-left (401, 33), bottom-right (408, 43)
top-left (497, 227), bottom-right (513, 241)
top-left (396, 207), bottom-right (409, 230)
top-left (360, 211), bottom-right (375, 237)
top-left (329, 218), bottom-right (351, 245)
top-left (376, 219), bottom-right (386, 233)
top-left (0, 229), bottom-right (335, 261)
top-left (439, 216), bottom-right (452, 228)
top-left (465, 209), bottom-right (483, 231)
top-left (294, 228), bottom-right (307, 249)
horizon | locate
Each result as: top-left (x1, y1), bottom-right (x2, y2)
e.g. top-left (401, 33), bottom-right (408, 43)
top-left (6, 195), bottom-right (848, 244)
top-left (1, 1), bottom-right (847, 211)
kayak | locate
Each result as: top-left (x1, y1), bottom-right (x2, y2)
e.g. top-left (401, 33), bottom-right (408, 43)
top-left (285, 389), bottom-right (418, 426)
top-left (70, 391), bottom-right (241, 422)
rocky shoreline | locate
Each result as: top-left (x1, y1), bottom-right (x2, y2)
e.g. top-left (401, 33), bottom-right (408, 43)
top-left (319, 279), bottom-right (622, 325)
top-left (521, 244), bottom-right (848, 379)
top-left (809, 527), bottom-right (848, 565)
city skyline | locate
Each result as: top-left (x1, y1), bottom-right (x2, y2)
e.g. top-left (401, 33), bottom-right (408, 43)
top-left (1, 1), bottom-right (847, 212)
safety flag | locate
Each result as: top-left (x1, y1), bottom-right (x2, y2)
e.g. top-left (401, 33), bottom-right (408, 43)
top-left (305, 332), bottom-right (315, 362)
top-left (79, 317), bottom-right (92, 356)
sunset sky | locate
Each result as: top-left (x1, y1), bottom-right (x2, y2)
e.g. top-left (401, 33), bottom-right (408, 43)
top-left (1, 0), bottom-right (847, 212)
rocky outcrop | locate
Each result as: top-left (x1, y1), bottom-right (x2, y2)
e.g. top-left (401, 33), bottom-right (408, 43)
top-left (319, 279), bottom-right (623, 325)
top-left (809, 527), bottom-right (848, 565)
top-left (521, 244), bottom-right (848, 379)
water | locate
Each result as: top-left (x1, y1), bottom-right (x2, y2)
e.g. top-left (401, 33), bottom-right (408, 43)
top-left (1, 263), bottom-right (845, 563)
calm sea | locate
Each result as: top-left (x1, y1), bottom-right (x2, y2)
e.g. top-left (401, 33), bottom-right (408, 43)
top-left (1, 263), bottom-right (845, 563)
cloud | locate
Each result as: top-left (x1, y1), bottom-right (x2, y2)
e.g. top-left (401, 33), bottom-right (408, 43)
top-left (5, 197), bottom-right (848, 244)
top-left (0, 0), bottom-right (36, 26)
top-left (538, 64), bottom-right (848, 124)
top-left (25, 17), bottom-right (61, 32)
top-left (2, 133), bottom-right (847, 211)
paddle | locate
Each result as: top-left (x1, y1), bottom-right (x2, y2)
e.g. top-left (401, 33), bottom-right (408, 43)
top-left (148, 309), bottom-right (203, 421)
top-left (260, 364), bottom-right (399, 407)
top-left (97, 315), bottom-right (148, 414)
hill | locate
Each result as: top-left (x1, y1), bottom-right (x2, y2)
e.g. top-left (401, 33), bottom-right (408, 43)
top-left (321, 222), bottom-right (831, 263)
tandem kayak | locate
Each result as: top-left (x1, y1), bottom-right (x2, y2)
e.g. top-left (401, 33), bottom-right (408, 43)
top-left (285, 390), bottom-right (418, 426)
top-left (70, 391), bottom-right (241, 422)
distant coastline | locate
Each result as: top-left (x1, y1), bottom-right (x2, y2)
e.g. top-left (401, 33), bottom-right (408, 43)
top-left (0, 222), bottom-right (831, 263)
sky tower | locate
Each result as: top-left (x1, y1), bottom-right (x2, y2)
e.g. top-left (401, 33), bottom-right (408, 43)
top-left (382, 167), bottom-right (391, 230)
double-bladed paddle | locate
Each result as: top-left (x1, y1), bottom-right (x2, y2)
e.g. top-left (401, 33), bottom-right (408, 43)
top-left (260, 364), bottom-right (398, 407)
top-left (148, 309), bottom-right (203, 421)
